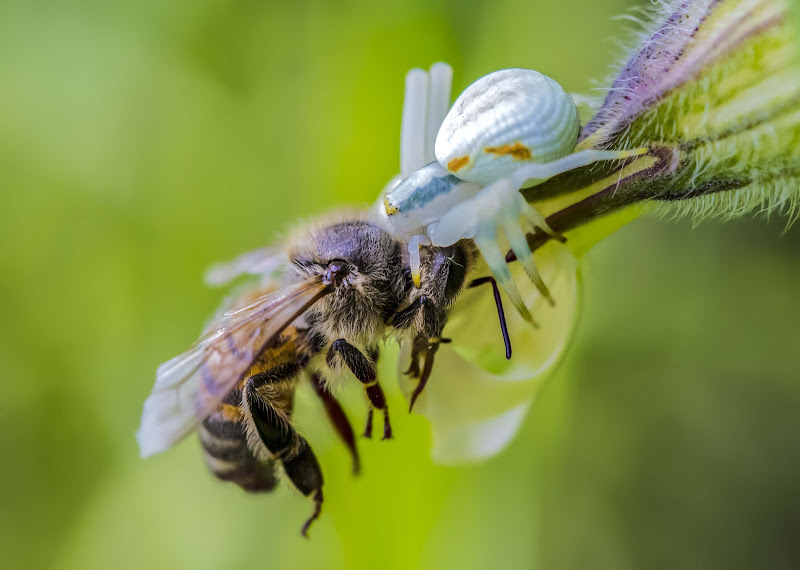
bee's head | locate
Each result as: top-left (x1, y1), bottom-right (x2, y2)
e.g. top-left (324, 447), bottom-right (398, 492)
top-left (288, 218), bottom-right (408, 339)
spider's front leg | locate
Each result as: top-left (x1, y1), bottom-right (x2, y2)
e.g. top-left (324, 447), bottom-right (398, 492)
top-left (428, 158), bottom-right (612, 322)
top-left (425, 178), bottom-right (547, 323)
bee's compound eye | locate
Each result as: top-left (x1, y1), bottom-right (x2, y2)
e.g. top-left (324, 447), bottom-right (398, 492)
top-left (325, 260), bottom-right (350, 287)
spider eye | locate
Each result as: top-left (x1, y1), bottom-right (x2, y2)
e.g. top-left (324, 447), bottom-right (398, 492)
top-left (324, 259), bottom-right (350, 287)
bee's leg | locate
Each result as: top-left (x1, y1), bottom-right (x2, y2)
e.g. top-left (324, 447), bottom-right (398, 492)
top-left (366, 380), bottom-right (391, 440)
top-left (405, 346), bottom-right (422, 378)
top-left (244, 372), bottom-right (324, 537)
top-left (391, 300), bottom-right (431, 403)
top-left (389, 299), bottom-right (423, 388)
top-left (392, 304), bottom-right (445, 412)
top-left (363, 408), bottom-right (374, 439)
top-left (408, 338), bottom-right (440, 412)
top-left (366, 347), bottom-right (392, 440)
top-left (284, 441), bottom-right (324, 538)
top-left (393, 244), bottom-right (472, 409)
top-left (310, 374), bottom-right (360, 475)
top-left (404, 296), bottom-right (444, 412)
top-left (327, 340), bottom-right (392, 440)
top-left (391, 294), bottom-right (425, 330)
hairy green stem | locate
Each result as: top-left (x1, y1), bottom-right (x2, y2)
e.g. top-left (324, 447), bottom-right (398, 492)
top-left (514, 0), bottom-right (800, 258)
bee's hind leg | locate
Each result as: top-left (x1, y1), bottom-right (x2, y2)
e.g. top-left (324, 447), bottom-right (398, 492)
top-left (310, 374), bottom-right (360, 475)
top-left (327, 340), bottom-right (392, 440)
top-left (244, 374), bottom-right (324, 537)
top-left (285, 443), bottom-right (324, 538)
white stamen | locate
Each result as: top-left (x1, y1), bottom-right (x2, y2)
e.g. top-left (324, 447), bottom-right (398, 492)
top-left (401, 69), bottom-right (429, 177)
top-left (424, 62), bottom-right (453, 164)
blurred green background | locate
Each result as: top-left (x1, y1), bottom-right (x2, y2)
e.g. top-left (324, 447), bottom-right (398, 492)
top-left (2, 0), bottom-right (800, 569)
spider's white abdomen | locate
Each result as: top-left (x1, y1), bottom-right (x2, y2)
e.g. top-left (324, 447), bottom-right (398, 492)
top-left (435, 69), bottom-right (580, 186)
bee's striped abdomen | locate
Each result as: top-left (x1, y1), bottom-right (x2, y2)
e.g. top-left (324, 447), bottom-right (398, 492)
top-left (198, 332), bottom-right (303, 493)
top-left (200, 387), bottom-right (277, 492)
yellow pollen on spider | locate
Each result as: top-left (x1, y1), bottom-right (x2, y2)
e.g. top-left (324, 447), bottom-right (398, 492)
top-left (383, 196), bottom-right (398, 216)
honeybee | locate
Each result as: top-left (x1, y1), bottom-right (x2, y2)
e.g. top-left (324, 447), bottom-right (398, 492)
top-left (137, 212), bottom-right (510, 535)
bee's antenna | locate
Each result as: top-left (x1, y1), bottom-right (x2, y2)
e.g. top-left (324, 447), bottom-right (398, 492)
top-left (470, 276), bottom-right (512, 360)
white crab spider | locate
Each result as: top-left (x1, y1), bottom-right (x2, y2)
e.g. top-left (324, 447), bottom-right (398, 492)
top-left (377, 66), bottom-right (647, 321)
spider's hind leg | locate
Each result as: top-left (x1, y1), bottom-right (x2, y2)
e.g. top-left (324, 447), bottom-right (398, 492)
top-left (518, 197), bottom-right (565, 243)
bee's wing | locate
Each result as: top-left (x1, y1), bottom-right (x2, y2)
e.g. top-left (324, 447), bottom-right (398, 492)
top-left (400, 242), bottom-right (580, 464)
top-left (136, 277), bottom-right (329, 458)
top-left (204, 247), bottom-right (288, 286)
